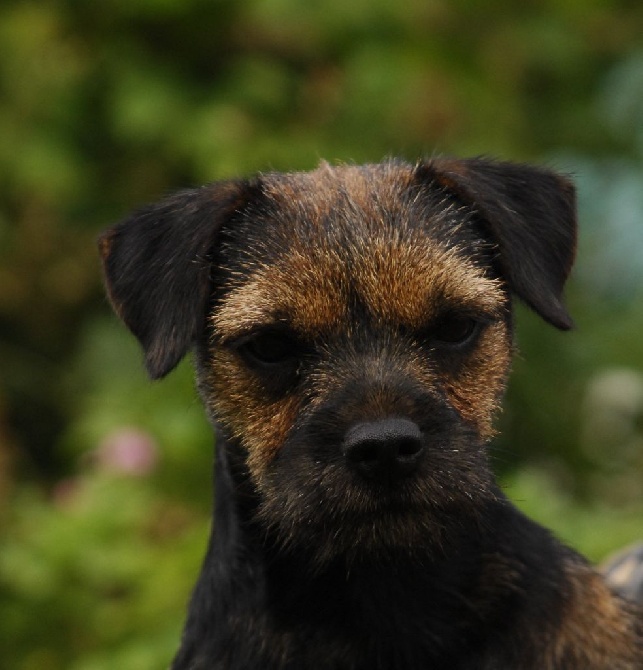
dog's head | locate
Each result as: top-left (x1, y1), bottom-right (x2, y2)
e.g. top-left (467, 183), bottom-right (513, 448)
top-left (100, 158), bottom-right (576, 562)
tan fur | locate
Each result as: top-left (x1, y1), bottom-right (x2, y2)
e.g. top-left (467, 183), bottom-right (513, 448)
top-left (443, 319), bottom-right (512, 439)
top-left (540, 561), bottom-right (642, 669)
top-left (205, 348), bottom-right (303, 481)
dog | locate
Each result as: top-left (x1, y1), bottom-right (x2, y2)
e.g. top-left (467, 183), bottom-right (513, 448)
top-left (99, 158), bottom-right (643, 669)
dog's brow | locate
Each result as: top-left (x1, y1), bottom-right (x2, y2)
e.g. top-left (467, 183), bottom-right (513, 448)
top-left (212, 244), bottom-right (504, 345)
top-left (210, 302), bottom-right (277, 342)
top-left (211, 256), bottom-right (348, 340)
top-left (352, 240), bottom-right (505, 327)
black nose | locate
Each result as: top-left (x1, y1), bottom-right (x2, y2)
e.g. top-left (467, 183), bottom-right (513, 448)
top-left (343, 418), bottom-right (425, 483)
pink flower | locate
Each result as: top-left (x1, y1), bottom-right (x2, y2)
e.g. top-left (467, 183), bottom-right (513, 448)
top-left (95, 428), bottom-right (159, 476)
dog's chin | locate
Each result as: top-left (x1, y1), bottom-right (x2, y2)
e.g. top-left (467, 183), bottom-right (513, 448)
top-left (256, 468), bottom-right (496, 569)
top-left (260, 508), bottom-right (446, 569)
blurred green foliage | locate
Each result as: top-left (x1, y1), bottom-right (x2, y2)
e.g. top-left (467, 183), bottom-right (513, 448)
top-left (1, 0), bottom-right (643, 668)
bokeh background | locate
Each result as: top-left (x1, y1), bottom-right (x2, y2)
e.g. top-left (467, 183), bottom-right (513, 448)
top-left (1, 1), bottom-right (643, 668)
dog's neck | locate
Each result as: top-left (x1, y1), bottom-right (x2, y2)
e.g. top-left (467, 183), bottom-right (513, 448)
top-left (172, 433), bottom-right (568, 670)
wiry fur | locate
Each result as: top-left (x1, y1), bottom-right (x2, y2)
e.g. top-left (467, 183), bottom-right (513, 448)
top-left (99, 158), bottom-right (643, 669)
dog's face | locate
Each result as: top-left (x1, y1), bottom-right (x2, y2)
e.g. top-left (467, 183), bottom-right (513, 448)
top-left (100, 158), bottom-right (577, 562)
top-left (204, 164), bottom-right (514, 559)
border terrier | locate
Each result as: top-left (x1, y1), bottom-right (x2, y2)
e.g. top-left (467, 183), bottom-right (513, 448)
top-left (99, 158), bottom-right (643, 669)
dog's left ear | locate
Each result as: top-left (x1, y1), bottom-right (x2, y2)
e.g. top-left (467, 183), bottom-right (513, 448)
top-left (99, 180), bottom-right (253, 379)
top-left (418, 157), bottom-right (577, 330)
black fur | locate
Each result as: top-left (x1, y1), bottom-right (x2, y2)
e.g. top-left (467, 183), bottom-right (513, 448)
top-left (99, 179), bottom-right (253, 378)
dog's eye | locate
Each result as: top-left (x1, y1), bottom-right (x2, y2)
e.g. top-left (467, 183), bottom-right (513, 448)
top-left (236, 331), bottom-right (299, 366)
top-left (432, 315), bottom-right (479, 346)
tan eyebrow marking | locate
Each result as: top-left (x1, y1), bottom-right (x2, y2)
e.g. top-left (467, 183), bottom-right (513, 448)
top-left (353, 238), bottom-right (505, 328)
top-left (213, 236), bottom-right (503, 344)
top-left (211, 247), bottom-right (349, 341)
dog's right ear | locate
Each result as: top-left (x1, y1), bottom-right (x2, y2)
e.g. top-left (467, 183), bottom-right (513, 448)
top-left (99, 179), bottom-right (255, 379)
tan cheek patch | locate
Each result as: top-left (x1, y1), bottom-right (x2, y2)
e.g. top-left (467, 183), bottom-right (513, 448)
top-left (440, 322), bottom-right (512, 439)
top-left (205, 349), bottom-right (302, 483)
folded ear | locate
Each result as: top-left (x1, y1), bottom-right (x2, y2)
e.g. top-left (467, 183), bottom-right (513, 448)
top-left (417, 157), bottom-right (577, 330)
top-left (99, 179), bottom-right (253, 379)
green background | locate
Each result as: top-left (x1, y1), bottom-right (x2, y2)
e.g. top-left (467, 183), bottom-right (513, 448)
top-left (1, 1), bottom-right (643, 668)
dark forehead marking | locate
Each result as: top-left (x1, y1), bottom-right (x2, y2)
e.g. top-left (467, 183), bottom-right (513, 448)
top-left (221, 161), bottom-right (486, 267)
top-left (261, 161), bottom-right (448, 245)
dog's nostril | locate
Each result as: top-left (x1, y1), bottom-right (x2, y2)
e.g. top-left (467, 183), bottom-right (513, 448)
top-left (347, 440), bottom-right (380, 465)
top-left (396, 436), bottom-right (423, 459)
top-left (343, 418), bottom-right (425, 483)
